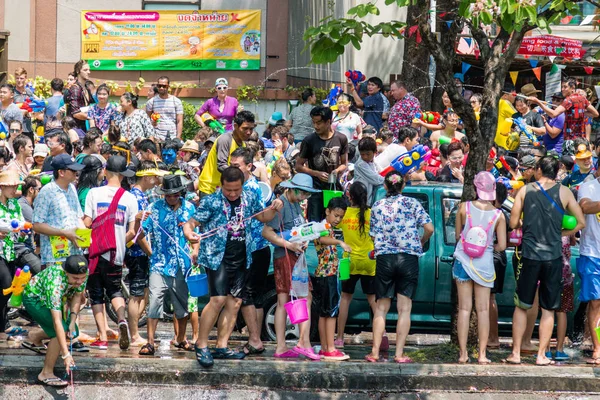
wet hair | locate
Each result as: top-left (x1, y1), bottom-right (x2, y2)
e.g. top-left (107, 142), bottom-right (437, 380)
top-left (77, 159), bottom-right (103, 192)
top-left (301, 88), bottom-right (314, 102)
top-left (358, 136), bottom-right (377, 153)
top-left (233, 110), bottom-right (256, 126)
top-left (397, 127), bottom-right (418, 144)
top-left (150, 83), bottom-right (159, 95)
top-left (310, 106), bottom-right (333, 123)
top-left (537, 155), bottom-right (560, 180)
top-left (107, 125), bottom-right (121, 144)
top-left (13, 134), bottom-right (31, 155)
top-left (0, 146), bottom-right (12, 164)
top-left (532, 144), bottom-right (547, 157)
top-left (96, 83), bottom-right (110, 96)
top-left (22, 176), bottom-right (40, 195)
top-left (367, 76), bottom-right (383, 90)
top-left (100, 142), bottom-right (112, 157)
top-left (349, 181), bottom-right (369, 237)
top-left (73, 60), bottom-right (88, 78)
top-left (50, 78), bottom-right (64, 92)
top-left (83, 128), bottom-right (102, 149)
top-left (564, 78), bottom-right (577, 89)
top-left (45, 128), bottom-right (72, 155)
top-left (560, 155), bottom-right (575, 171)
top-left (496, 183), bottom-right (508, 205)
top-left (121, 92), bottom-right (139, 109)
top-left (439, 143), bottom-right (450, 159)
top-left (137, 139), bottom-right (157, 155)
top-left (460, 136), bottom-right (469, 147)
top-left (337, 93), bottom-right (353, 104)
top-left (443, 111), bottom-right (459, 122)
top-left (136, 160), bottom-right (158, 182)
top-left (326, 196), bottom-right (347, 212)
top-left (231, 147), bottom-right (254, 166)
top-left (447, 141), bottom-right (465, 155)
top-left (220, 166), bottom-right (245, 185)
top-left (384, 170), bottom-right (404, 197)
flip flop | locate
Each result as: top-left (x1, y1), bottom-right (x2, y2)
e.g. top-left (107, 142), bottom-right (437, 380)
top-left (274, 350), bottom-right (299, 358)
top-left (37, 377), bottom-right (68, 387)
top-left (586, 357), bottom-right (600, 365)
top-left (292, 346), bottom-right (320, 360)
top-left (365, 353), bottom-right (380, 363)
top-left (139, 343), bottom-right (155, 356)
top-left (241, 342), bottom-right (266, 355)
top-left (5, 326), bottom-right (28, 336)
top-left (394, 356), bottom-right (413, 364)
top-left (22, 341), bottom-right (46, 354)
top-left (502, 358), bottom-right (521, 365)
top-left (536, 359), bottom-right (556, 366)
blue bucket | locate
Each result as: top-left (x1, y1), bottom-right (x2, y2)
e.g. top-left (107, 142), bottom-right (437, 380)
top-left (186, 272), bottom-right (209, 297)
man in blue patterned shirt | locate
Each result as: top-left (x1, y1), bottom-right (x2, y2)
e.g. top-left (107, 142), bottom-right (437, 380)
top-left (138, 174), bottom-right (197, 356)
top-left (184, 167), bottom-right (282, 367)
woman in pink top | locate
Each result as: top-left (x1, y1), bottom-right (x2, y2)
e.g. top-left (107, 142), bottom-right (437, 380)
top-left (194, 78), bottom-right (239, 132)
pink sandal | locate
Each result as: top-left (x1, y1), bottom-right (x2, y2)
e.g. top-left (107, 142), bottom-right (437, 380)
top-left (274, 350), bottom-right (299, 358)
top-left (292, 346), bottom-right (320, 360)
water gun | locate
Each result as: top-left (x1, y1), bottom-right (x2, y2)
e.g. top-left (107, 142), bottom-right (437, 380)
top-left (488, 148), bottom-right (513, 179)
top-left (0, 219), bottom-right (32, 233)
top-left (151, 113), bottom-right (161, 124)
top-left (17, 99), bottom-right (46, 113)
top-left (266, 150), bottom-right (282, 176)
top-left (379, 145), bottom-right (431, 177)
top-left (283, 221), bottom-right (331, 243)
top-left (30, 170), bottom-right (53, 186)
top-left (345, 70), bottom-right (366, 88)
top-left (368, 250), bottom-right (375, 260)
top-left (200, 112), bottom-right (225, 135)
top-left (3, 266), bottom-right (31, 307)
top-left (322, 84), bottom-right (342, 108)
top-left (497, 176), bottom-right (524, 191)
top-left (0, 120), bottom-right (7, 140)
top-left (413, 111), bottom-right (441, 125)
top-left (507, 117), bottom-right (540, 146)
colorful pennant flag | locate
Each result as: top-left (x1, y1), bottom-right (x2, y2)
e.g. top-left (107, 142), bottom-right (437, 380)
top-left (549, 56), bottom-right (557, 63)
top-left (529, 59), bottom-right (538, 68)
top-left (584, 66), bottom-right (595, 75)
top-left (461, 62), bottom-right (471, 76)
top-left (464, 37), bottom-right (472, 47)
top-left (550, 64), bottom-right (560, 75)
top-left (532, 67), bottom-right (542, 81)
top-left (509, 71), bottom-right (519, 86)
top-left (445, 20), bottom-right (453, 29)
top-left (408, 25), bottom-right (418, 37)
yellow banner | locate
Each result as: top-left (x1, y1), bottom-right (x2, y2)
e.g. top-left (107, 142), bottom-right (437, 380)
top-left (81, 10), bottom-right (261, 70)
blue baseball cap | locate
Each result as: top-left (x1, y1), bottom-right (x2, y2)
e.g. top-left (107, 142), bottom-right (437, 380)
top-left (51, 154), bottom-right (85, 172)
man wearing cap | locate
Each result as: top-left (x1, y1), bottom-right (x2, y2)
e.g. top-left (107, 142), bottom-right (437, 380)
top-left (126, 160), bottom-right (168, 347)
top-left (529, 78), bottom-right (598, 143)
top-left (83, 155), bottom-right (139, 351)
top-left (195, 78), bottom-right (239, 133)
top-left (518, 154), bottom-right (537, 183)
top-left (138, 174), bottom-right (197, 356)
top-left (454, 73), bottom-right (473, 101)
top-left (563, 143), bottom-right (595, 190)
top-left (197, 110), bottom-right (256, 197)
top-left (184, 167), bottom-right (283, 367)
top-left (33, 153), bottom-right (85, 268)
top-left (288, 88), bottom-right (316, 144)
top-left (145, 76), bottom-right (183, 141)
top-left (541, 93), bottom-right (566, 155)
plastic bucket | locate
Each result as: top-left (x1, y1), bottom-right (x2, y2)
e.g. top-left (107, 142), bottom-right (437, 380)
top-left (284, 297), bottom-right (309, 324)
top-left (339, 258), bottom-right (350, 281)
top-left (323, 189), bottom-right (343, 207)
top-left (187, 273), bottom-right (209, 297)
top-left (596, 325), bottom-right (600, 343)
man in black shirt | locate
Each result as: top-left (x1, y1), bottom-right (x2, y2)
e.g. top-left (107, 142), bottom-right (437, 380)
top-left (296, 106), bottom-right (348, 222)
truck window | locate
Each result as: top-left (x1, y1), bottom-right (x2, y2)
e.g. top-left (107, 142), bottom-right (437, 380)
top-left (404, 193), bottom-right (430, 251)
top-left (442, 197), bottom-right (461, 245)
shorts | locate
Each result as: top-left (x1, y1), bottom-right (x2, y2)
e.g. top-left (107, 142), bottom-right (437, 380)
top-left (87, 257), bottom-right (124, 305)
top-left (243, 247), bottom-right (271, 308)
top-left (274, 252), bottom-right (313, 295)
top-left (577, 255), bottom-right (600, 302)
top-left (514, 257), bottom-right (562, 311)
top-left (452, 259), bottom-right (471, 282)
top-left (148, 271), bottom-right (189, 320)
top-left (374, 253), bottom-right (419, 300)
top-left (306, 192), bottom-right (325, 223)
top-left (341, 274), bottom-right (375, 295)
top-left (558, 282), bottom-right (574, 313)
top-left (23, 296), bottom-right (79, 339)
top-left (206, 259), bottom-right (248, 299)
top-left (492, 251), bottom-right (507, 294)
top-left (125, 254), bottom-right (149, 298)
top-left (314, 275), bottom-right (340, 318)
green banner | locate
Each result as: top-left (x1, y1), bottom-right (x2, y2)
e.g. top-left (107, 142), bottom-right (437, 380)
top-left (87, 59), bottom-right (261, 71)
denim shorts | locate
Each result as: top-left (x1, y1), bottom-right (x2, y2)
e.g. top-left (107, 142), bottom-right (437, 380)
top-left (453, 260), bottom-right (471, 283)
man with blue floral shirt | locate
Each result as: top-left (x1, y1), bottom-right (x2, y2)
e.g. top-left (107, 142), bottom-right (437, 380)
top-left (137, 174), bottom-right (196, 356)
top-left (184, 166), bottom-right (282, 367)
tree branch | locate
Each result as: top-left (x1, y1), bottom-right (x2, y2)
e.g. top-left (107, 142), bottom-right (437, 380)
top-left (586, 0), bottom-right (600, 9)
top-left (464, 20), bottom-right (491, 60)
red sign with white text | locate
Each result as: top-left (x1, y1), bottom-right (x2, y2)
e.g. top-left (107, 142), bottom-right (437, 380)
top-left (518, 35), bottom-right (582, 58)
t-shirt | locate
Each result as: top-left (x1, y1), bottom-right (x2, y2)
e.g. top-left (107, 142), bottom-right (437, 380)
top-left (362, 94), bottom-right (384, 132)
top-left (197, 132), bottom-right (245, 195)
top-left (127, 187), bottom-right (149, 257)
top-left (562, 169), bottom-right (595, 190)
top-left (267, 194), bottom-right (304, 260)
top-left (289, 103), bottom-right (315, 142)
top-left (314, 227), bottom-right (338, 277)
top-left (543, 114), bottom-right (565, 155)
top-left (578, 178), bottom-right (600, 259)
top-left (222, 197), bottom-right (247, 269)
top-left (44, 95), bottom-right (64, 125)
top-left (299, 132), bottom-right (348, 189)
top-left (24, 263), bottom-right (87, 311)
top-left (84, 186), bottom-right (139, 265)
top-left (339, 207), bottom-right (375, 276)
top-left (332, 111), bottom-right (363, 142)
top-left (196, 96), bottom-right (238, 132)
top-left (512, 111), bottom-right (544, 150)
top-left (145, 95), bottom-right (183, 141)
top-left (0, 103), bottom-right (23, 126)
top-left (494, 99), bottom-right (516, 149)
top-left (562, 93), bottom-right (590, 141)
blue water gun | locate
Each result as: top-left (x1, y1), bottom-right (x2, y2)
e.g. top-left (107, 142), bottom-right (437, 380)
top-left (27, 98), bottom-right (46, 113)
top-left (0, 121), bottom-right (7, 140)
top-left (379, 145), bottom-right (431, 177)
top-left (507, 117), bottom-right (540, 146)
top-left (322, 84), bottom-right (342, 108)
top-left (345, 70), bottom-right (366, 88)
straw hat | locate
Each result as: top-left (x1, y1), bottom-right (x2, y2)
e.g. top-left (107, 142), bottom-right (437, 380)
top-left (0, 170), bottom-right (21, 186)
top-left (181, 140), bottom-right (200, 154)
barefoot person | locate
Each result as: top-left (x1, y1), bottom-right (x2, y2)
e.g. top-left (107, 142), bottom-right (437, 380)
top-left (453, 172), bottom-right (506, 364)
top-left (22, 255), bottom-right (88, 388)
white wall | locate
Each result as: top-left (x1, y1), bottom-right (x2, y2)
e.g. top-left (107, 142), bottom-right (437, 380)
top-left (5, 0), bottom-right (31, 61)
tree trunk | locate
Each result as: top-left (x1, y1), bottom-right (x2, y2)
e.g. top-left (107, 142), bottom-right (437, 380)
top-left (400, 3), bottom-right (432, 110)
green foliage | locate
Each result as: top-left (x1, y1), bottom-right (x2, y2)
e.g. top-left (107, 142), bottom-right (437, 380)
top-left (284, 85), bottom-right (328, 103)
top-left (236, 85), bottom-right (264, 102)
top-left (181, 100), bottom-right (202, 140)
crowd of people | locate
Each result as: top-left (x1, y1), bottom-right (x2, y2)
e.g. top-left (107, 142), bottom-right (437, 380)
top-left (1, 60), bottom-right (600, 387)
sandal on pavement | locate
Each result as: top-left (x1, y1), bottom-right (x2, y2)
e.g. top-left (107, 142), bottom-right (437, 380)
top-left (365, 353), bottom-right (380, 363)
top-left (586, 357), bottom-right (600, 365)
top-left (502, 358), bottom-right (521, 365)
top-left (274, 350), bottom-right (299, 358)
top-left (394, 356), bottom-right (413, 364)
top-left (173, 340), bottom-right (194, 352)
top-left (6, 326), bottom-right (28, 336)
top-left (292, 345), bottom-right (320, 360)
top-left (22, 341), bottom-right (46, 354)
top-left (536, 359), bottom-right (556, 366)
top-left (37, 377), bottom-right (68, 387)
top-left (212, 347), bottom-right (246, 360)
top-left (139, 343), bottom-right (155, 356)
top-left (241, 342), bottom-right (265, 355)
top-left (195, 346), bottom-right (214, 368)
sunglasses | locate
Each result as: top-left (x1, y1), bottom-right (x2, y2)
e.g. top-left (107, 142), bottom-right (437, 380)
top-left (9, 129), bottom-right (19, 133)
top-left (216, 86), bottom-right (228, 91)
top-left (157, 84), bottom-right (168, 89)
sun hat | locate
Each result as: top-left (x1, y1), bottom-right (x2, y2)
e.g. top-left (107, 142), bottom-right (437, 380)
top-left (33, 143), bottom-right (49, 158)
top-left (279, 173), bottom-right (321, 193)
top-left (106, 155), bottom-right (135, 178)
top-left (268, 111), bottom-right (285, 126)
top-left (51, 154), bottom-right (85, 172)
top-left (156, 174), bottom-right (188, 195)
top-left (0, 170), bottom-right (21, 186)
top-left (215, 78), bottom-right (228, 87)
top-left (575, 143), bottom-right (593, 160)
top-left (474, 171), bottom-right (496, 201)
top-left (181, 140), bottom-right (200, 154)
top-left (520, 83), bottom-right (542, 97)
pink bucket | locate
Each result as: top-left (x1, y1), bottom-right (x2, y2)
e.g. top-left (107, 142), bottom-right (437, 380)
top-left (284, 298), bottom-right (309, 324)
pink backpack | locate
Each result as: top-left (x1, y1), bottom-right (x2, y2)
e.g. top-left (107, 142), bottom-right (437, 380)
top-left (460, 202), bottom-right (501, 258)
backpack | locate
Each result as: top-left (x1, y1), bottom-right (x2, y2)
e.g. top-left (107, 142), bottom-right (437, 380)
top-left (460, 202), bottom-right (501, 258)
top-left (88, 187), bottom-right (126, 275)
